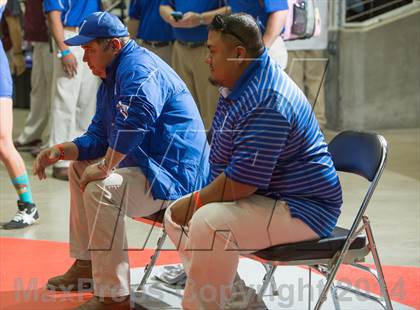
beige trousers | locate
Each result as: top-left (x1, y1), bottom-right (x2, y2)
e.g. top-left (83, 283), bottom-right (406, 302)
top-left (17, 42), bottom-right (53, 144)
top-left (137, 39), bottom-right (173, 66)
top-left (49, 30), bottom-right (100, 168)
top-left (68, 160), bottom-right (170, 297)
top-left (287, 50), bottom-right (327, 128)
top-left (171, 41), bottom-right (219, 129)
top-left (164, 195), bottom-right (319, 309)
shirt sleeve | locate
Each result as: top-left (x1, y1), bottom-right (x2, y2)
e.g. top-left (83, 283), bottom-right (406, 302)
top-left (43, 0), bottom-right (64, 13)
top-left (263, 0), bottom-right (288, 13)
top-left (224, 108), bottom-right (290, 189)
top-left (73, 91), bottom-right (108, 160)
top-left (129, 0), bottom-right (141, 19)
top-left (109, 66), bottom-right (165, 155)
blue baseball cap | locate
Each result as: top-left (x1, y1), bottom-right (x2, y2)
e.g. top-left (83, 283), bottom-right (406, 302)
top-left (64, 11), bottom-right (129, 46)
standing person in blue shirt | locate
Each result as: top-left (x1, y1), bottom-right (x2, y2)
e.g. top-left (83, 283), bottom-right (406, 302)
top-left (164, 14), bottom-right (342, 309)
top-left (159, 0), bottom-right (230, 129)
top-left (33, 12), bottom-right (209, 310)
top-left (128, 0), bottom-right (174, 65)
top-left (229, 0), bottom-right (289, 68)
top-left (44, 0), bottom-right (101, 180)
top-left (0, 0), bottom-right (39, 229)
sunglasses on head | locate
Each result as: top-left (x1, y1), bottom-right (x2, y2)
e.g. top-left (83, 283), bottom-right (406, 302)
top-left (212, 15), bottom-right (246, 47)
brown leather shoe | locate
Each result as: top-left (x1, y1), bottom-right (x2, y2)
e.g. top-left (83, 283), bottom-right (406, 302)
top-left (52, 167), bottom-right (69, 181)
top-left (47, 259), bottom-right (93, 292)
top-left (76, 295), bottom-right (131, 309)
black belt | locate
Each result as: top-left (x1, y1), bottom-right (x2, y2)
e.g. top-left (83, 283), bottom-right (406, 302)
top-left (176, 40), bottom-right (206, 48)
top-left (141, 40), bottom-right (174, 48)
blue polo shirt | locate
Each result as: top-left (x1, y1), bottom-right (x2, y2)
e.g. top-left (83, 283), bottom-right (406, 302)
top-left (161, 0), bottom-right (226, 42)
top-left (228, 0), bottom-right (288, 33)
top-left (44, 0), bottom-right (101, 27)
top-left (73, 40), bottom-right (210, 200)
top-left (209, 50), bottom-right (342, 238)
top-left (129, 0), bottom-right (174, 42)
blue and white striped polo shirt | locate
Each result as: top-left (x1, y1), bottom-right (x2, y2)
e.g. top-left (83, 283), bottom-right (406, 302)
top-left (209, 50), bottom-right (342, 238)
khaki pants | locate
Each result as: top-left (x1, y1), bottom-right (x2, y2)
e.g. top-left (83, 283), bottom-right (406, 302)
top-left (68, 160), bottom-right (170, 297)
top-left (287, 50), bottom-right (327, 128)
top-left (164, 195), bottom-right (319, 309)
top-left (172, 41), bottom-right (219, 129)
top-left (17, 42), bottom-right (53, 144)
top-left (137, 39), bottom-right (173, 66)
top-left (48, 30), bottom-right (100, 168)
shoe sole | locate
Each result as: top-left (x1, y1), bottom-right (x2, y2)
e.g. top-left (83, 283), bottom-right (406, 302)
top-left (46, 282), bottom-right (93, 292)
top-left (2, 218), bottom-right (39, 230)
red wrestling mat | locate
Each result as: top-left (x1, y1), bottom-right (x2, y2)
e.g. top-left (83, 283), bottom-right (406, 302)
top-left (0, 237), bottom-right (180, 309)
top-left (334, 264), bottom-right (420, 309)
top-left (0, 237), bottom-right (419, 309)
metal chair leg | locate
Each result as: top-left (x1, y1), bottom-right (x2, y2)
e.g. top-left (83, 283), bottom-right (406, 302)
top-left (313, 260), bottom-right (340, 310)
top-left (136, 230), bottom-right (167, 292)
top-left (364, 217), bottom-right (393, 309)
top-left (257, 265), bottom-right (277, 299)
top-left (330, 282), bottom-right (341, 310)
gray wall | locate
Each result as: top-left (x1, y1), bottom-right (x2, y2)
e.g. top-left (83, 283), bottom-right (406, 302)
top-left (326, 9), bottom-right (420, 130)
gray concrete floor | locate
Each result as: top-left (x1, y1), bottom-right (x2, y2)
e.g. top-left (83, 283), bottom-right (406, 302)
top-left (1, 109), bottom-right (419, 268)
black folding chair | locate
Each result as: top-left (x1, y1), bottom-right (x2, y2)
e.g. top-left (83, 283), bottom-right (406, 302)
top-left (245, 130), bottom-right (393, 309)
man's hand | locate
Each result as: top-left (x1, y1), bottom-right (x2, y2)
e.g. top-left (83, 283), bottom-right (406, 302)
top-left (12, 53), bottom-right (26, 76)
top-left (170, 194), bottom-right (198, 226)
top-left (61, 53), bottom-right (78, 77)
top-left (80, 163), bottom-right (109, 192)
top-left (33, 147), bottom-right (61, 180)
top-left (173, 12), bottom-right (202, 28)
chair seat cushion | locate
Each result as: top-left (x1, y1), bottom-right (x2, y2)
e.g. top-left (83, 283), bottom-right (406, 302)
top-left (252, 227), bottom-right (366, 262)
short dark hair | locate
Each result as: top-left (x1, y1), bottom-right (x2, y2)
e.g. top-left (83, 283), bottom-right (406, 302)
top-left (208, 13), bottom-right (264, 57)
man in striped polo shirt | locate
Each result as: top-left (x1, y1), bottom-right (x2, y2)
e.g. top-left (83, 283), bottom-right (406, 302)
top-left (164, 13), bottom-right (343, 309)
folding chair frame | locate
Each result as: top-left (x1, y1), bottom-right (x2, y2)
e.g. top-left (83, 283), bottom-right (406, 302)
top-left (248, 133), bottom-right (393, 310)
top-left (136, 132), bottom-right (393, 310)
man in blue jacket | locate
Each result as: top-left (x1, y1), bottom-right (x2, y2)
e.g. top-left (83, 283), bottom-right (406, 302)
top-left (33, 12), bottom-right (209, 310)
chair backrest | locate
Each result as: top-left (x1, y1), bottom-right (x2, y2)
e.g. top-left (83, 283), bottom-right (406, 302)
top-left (328, 131), bottom-right (388, 259)
top-left (328, 131), bottom-right (387, 182)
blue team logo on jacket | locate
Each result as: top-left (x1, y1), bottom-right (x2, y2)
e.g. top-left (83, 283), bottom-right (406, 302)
top-left (116, 101), bottom-right (129, 120)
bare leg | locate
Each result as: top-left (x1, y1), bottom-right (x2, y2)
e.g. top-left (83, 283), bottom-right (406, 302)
top-left (0, 97), bottom-right (27, 179)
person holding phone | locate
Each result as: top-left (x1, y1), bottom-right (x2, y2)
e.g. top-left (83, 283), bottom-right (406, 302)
top-left (159, 0), bottom-right (230, 129)
top-left (128, 0), bottom-right (174, 65)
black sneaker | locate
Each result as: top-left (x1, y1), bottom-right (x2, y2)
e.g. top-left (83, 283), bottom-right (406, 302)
top-left (3, 201), bottom-right (39, 229)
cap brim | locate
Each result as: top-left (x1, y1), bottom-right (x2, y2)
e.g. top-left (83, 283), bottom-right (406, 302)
top-left (64, 34), bottom-right (96, 46)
